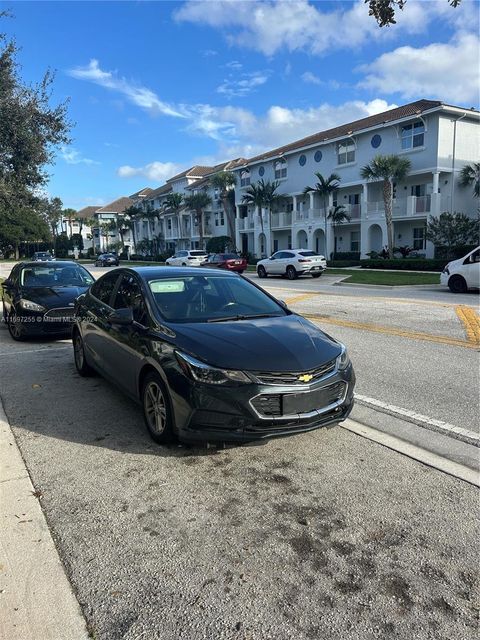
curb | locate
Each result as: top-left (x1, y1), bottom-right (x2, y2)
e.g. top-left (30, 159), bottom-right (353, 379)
top-left (0, 400), bottom-right (89, 640)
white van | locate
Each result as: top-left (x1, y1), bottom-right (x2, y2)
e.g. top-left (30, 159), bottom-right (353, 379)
top-left (440, 247), bottom-right (480, 293)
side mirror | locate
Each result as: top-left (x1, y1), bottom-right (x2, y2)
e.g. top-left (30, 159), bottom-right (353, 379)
top-left (269, 255), bottom-right (275, 260)
top-left (109, 307), bottom-right (133, 326)
top-left (2, 279), bottom-right (12, 288)
top-left (277, 299), bottom-right (288, 308)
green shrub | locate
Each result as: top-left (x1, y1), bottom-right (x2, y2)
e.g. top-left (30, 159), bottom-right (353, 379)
top-left (206, 236), bottom-right (234, 253)
top-left (327, 260), bottom-right (362, 267)
top-left (331, 251), bottom-right (361, 260)
top-left (434, 244), bottom-right (477, 260)
top-left (360, 259), bottom-right (447, 272)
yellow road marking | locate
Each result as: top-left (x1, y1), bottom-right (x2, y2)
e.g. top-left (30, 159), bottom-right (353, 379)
top-left (304, 314), bottom-right (478, 350)
top-left (456, 305), bottom-right (480, 345)
top-left (284, 293), bottom-right (319, 305)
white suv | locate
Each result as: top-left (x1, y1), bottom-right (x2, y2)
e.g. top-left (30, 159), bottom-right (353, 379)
top-left (440, 246), bottom-right (480, 293)
top-left (257, 249), bottom-right (327, 280)
top-left (165, 250), bottom-right (208, 267)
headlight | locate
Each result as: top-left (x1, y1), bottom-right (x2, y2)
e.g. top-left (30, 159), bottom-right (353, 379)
top-left (175, 351), bottom-right (251, 385)
top-left (336, 345), bottom-right (351, 370)
top-left (19, 299), bottom-right (46, 312)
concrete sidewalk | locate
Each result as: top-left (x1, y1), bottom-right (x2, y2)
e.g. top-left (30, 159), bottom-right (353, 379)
top-left (0, 400), bottom-right (88, 640)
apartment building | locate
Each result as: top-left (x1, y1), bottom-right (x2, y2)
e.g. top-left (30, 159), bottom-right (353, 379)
top-left (131, 99), bottom-right (479, 258)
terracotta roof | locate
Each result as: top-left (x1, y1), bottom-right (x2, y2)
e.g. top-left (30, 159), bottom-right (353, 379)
top-left (129, 187), bottom-right (154, 198)
top-left (166, 165), bottom-right (214, 183)
top-left (75, 205), bottom-right (102, 219)
top-left (147, 184), bottom-right (173, 199)
top-left (184, 158), bottom-right (248, 190)
top-left (241, 100), bottom-right (444, 166)
top-left (96, 197), bottom-right (134, 214)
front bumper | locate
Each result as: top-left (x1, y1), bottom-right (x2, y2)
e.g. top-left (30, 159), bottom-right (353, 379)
top-left (12, 309), bottom-right (75, 335)
top-left (440, 271), bottom-right (449, 286)
top-left (173, 365), bottom-right (355, 443)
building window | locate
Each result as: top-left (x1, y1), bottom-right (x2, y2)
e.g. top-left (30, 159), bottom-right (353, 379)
top-left (274, 158), bottom-right (287, 179)
top-left (337, 141), bottom-right (355, 165)
top-left (314, 150), bottom-right (322, 163)
top-left (259, 166), bottom-right (265, 177)
top-left (287, 235), bottom-right (292, 249)
top-left (350, 231), bottom-right (360, 252)
top-left (299, 154), bottom-right (306, 166)
top-left (371, 134), bottom-right (382, 148)
top-left (401, 121), bottom-right (425, 150)
top-left (413, 227), bottom-right (426, 250)
top-left (240, 169), bottom-right (250, 187)
top-left (167, 219), bottom-right (172, 230)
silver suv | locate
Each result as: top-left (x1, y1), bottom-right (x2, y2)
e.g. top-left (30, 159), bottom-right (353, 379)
top-left (165, 250), bottom-right (208, 267)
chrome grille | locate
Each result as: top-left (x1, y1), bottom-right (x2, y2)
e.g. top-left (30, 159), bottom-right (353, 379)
top-left (253, 358), bottom-right (336, 386)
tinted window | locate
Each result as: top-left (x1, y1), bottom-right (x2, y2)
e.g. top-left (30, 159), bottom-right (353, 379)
top-left (271, 252), bottom-right (282, 260)
top-left (91, 272), bottom-right (120, 306)
top-left (221, 254), bottom-right (239, 260)
top-left (298, 251), bottom-right (319, 257)
top-left (190, 251), bottom-right (208, 256)
top-left (113, 274), bottom-right (148, 324)
top-left (178, 251), bottom-right (188, 257)
top-left (283, 252), bottom-right (295, 258)
top-left (148, 275), bottom-right (285, 323)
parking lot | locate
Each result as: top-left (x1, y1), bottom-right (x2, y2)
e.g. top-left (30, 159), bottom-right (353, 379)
top-left (1, 264), bottom-right (479, 640)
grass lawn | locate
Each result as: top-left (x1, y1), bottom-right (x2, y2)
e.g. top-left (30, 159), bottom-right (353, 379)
top-left (325, 268), bottom-right (440, 286)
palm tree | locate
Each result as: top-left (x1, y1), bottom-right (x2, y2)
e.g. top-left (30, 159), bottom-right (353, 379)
top-left (184, 192), bottom-right (212, 249)
top-left (242, 182), bottom-right (265, 234)
top-left (210, 171), bottom-right (237, 241)
top-left (259, 179), bottom-right (284, 251)
top-left (459, 162), bottom-right (480, 198)
top-left (63, 208), bottom-right (77, 237)
top-left (327, 205), bottom-right (351, 257)
top-left (123, 205), bottom-right (143, 255)
top-left (360, 155), bottom-right (411, 258)
top-left (303, 173), bottom-right (341, 259)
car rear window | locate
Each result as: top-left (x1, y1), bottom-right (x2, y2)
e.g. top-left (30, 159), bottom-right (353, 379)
top-left (190, 251), bottom-right (208, 256)
top-left (221, 254), bottom-right (240, 260)
top-left (298, 251), bottom-right (320, 257)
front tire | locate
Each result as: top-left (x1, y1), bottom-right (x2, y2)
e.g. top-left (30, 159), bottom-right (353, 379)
top-left (7, 310), bottom-right (26, 341)
top-left (73, 329), bottom-right (94, 376)
top-left (448, 275), bottom-right (467, 293)
top-left (286, 265), bottom-right (297, 280)
top-left (142, 373), bottom-right (175, 444)
top-left (312, 272), bottom-right (322, 278)
top-left (257, 265), bottom-right (267, 278)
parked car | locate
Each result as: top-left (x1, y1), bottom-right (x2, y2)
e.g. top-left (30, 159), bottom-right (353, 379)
top-left (257, 250), bottom-right (327, 280)
top-left (441, 246), bottom-right (480, 293)
top-left (165, 250), bottom-right (208, 267)
top-left (1, 261), bottom-right (95, 341)
top-left (72, 267), bottom-right (355, 445)
top-left (95, 253), bottom-right (119, 267)
top-left (32, 251), bottom-right (55, 262)
top-left (202, 253), bottom-right (248, 273)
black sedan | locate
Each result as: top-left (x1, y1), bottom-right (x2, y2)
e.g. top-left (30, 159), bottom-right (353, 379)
top-left (73, 267), bottom-right (355, 444)
top-left (2, 261), bottom-right (95, 340)
top-left (95, 253), bottom-right (119, 267)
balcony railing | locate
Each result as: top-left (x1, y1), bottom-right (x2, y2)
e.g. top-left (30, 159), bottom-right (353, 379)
top-left (271, 212), bottom-right (293, 228)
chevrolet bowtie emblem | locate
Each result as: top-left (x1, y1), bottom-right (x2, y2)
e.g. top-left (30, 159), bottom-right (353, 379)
top-left (298, 374), bottom-right (313, 383)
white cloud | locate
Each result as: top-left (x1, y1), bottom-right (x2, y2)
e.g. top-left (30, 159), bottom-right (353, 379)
top-left (217, 72), bottom-right (269, 98)
top-left (359, 33), bottom-right (480, 103)
top-left (225, 60), bottom-right (243, 70)
top-left (60, 146), bottom-right (99, 166)
top-left (301, 71), bottom-right (322, 85)
top-left (68, 59), bottom-right (186, 118)
top-left (202, 49), bottom-right (218, 57)
top-left (174, 0), bottom-right (436, 56)
top-left (117, 161), bottom-right (184, 182)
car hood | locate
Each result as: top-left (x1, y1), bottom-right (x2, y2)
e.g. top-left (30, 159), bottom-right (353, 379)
top-left (20, 286), bottom-right (88, 309)
top-left (170, 314), bottom-right (341, 371)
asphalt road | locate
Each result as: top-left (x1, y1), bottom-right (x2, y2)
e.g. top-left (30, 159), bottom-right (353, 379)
top-left (0, 264), bottom-right (479, 639)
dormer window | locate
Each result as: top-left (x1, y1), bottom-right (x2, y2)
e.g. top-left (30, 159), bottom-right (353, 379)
top-left (401, 120), bottom-right (425, 150)
top-left (274, 158), bottom-right (287, 179)
top-left (337, 140), bottom-right (355, 165)
top-left (240, 169), bottom-right (251, 187)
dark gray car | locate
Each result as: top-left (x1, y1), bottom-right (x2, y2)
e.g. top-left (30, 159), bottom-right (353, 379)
top-left (73, 267), bottom-right (355, 444)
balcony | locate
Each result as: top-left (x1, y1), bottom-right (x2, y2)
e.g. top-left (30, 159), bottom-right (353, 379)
top-left (366, 195), bottom-right (432, 219)
top-left (238, 216), bottom-right (255, 231)
top-left (271, 212), bottom-right (293, 228)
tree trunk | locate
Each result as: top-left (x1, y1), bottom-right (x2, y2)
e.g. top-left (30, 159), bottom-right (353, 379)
top-left (384, 179), bottom-right (394, 259)
top-left (198, 209), bottom-right (204, 249)
top-left (224, 196), bottom-right (235, 243)
top-left (14, 241), bottom-right (19, 260)
top-left (324, 196), bottom-right (328, 260)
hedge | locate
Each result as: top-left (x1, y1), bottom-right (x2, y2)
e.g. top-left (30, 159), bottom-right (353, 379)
top-left (327, 260), bottom-right (362, 267)
top-left (360, 259), bottom-right (447, 272)
top-left (330, 252), bottom-right (361, 261)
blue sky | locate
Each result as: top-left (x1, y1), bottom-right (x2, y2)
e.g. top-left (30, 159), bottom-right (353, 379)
top-left (3, 0), bottom-right (479, 209)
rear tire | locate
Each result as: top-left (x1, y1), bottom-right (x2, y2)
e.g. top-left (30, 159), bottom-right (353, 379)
top-left (73, 329), bottom-right (94, 376)
top-left (286, 265), bottom-right (297, 280)
top-left (142, 372), bottom-right (175, 444)
top-left (257, 265), bottom-right (267, 278)
top-left (448, 275), bottom-right (467, 293)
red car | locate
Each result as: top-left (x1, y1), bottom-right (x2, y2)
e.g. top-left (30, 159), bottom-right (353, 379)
top-left (203, 253), bottom-right (248, 273)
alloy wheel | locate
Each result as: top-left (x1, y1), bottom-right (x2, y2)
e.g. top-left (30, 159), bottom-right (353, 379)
top-left (144, 381), bottom-right (167, 435)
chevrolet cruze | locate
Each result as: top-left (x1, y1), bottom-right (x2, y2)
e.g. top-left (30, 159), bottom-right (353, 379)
top-left (73, 267), bottom-right (355, 444)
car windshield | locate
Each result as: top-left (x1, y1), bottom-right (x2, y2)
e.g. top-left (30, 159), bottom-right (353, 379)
top-left (148, 275), bottom-right (286, 323)
top-left (190, 251), bottom-right (207, 256)
top-left (21, 265), bottom-right (94, 287)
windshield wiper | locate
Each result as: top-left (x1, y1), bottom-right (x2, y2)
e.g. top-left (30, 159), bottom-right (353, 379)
top-left (208, 313), bottom-right (279, 323)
